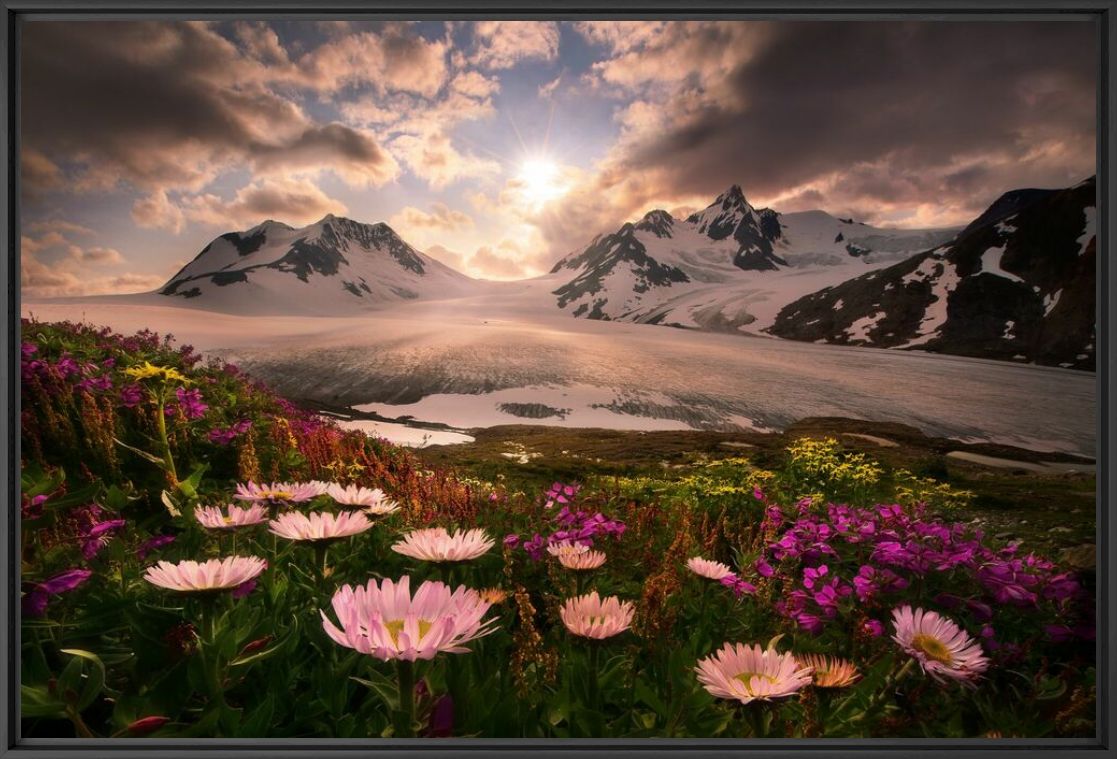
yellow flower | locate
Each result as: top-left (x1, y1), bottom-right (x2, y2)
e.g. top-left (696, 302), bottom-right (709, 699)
top-left (123, 361), bottom-right (190, 384)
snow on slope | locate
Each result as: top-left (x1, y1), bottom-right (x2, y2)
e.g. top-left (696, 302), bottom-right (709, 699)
top-left (549, 186), bottom-right (959, 334)
top-left (157, 214), bottom-right (476, 315)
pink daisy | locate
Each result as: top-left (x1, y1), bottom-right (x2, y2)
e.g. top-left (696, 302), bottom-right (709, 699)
top-left (234, 481), bottom-right (324, 504)
top-left (686, 557), bottom-right (735, 581)
top-left (891, 605), bottom-right (990, 685)
top-left (325, 483), bottom-right (399, 516)
top-left (320, 575), bottom-right (498, 661)
top-left (143, 556), bottom-right (267, 593)
top-left (559, 592), bottom-right (634, 639)
top-left (268, 511), bottom-right (373, 543)
top-left (392, 527), bottom-right (494, 563)
top-left (695, 643), bottom-right (814, 704)
top-left (195, 503), bottom-right (268, 531)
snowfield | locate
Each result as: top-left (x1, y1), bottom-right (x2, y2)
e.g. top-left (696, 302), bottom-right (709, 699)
top-left (23, 292), bottom-right (1097, 456)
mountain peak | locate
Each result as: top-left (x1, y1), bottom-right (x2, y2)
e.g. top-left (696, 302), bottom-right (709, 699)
top-left (718, 184), bottom-right (747, 205)
top-left (635, 209), bottom-right (675, 238)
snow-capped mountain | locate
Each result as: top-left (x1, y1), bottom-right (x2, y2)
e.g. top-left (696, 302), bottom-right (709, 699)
top-left (550, 185), bottom-right (959, 332)
top-left (772, 175), bottom-right (1094, 371)
top-left (159, 214), bottom-right (475, 314)
top-left (768, 177), bottom-right (1097, 369)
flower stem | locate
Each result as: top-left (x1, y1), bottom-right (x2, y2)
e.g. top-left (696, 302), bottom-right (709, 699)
top-left (395, 659), bottom-right (416, 738)
top-left (154, 389), bottom-right (178, 485)
top-left (586, 643), bottom-right (601, 713)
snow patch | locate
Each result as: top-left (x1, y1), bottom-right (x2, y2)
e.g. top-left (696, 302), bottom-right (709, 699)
top-left (978, 245), bottom-right (1025, 284)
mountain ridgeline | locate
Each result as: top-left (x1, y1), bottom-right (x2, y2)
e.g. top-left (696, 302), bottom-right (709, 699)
top-left (154, 178), bottom-right (1098, 369)
top-left (160, 214), bottom-right (472, 315)
top-left (768, 177), bottom-right (1097, 369)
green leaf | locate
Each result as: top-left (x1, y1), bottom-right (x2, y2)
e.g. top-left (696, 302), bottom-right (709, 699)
top-left (20, 684), bottom-right (66, 718)
top-left (113, 436), bottom-right (165, 466)
top-left (60, 649), bottom-right (106, 711)
top-left (176, 463), bottom-right (209, 500)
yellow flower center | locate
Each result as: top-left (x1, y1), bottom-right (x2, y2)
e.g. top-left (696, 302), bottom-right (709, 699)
top-left (733, 671), bottom-right (779, 692)
top-left (384, 618), bottom-right (433, 647)
top-left (912, 633), bottom-right (954, 664)
top-left (223, 515), bottom-right (235, 524)
top-left (270, 491), bottom-right (293, 500)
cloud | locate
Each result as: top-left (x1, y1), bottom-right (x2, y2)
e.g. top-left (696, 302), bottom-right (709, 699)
top-left (179, 177), bottom-right (350, 230)
top-left (20, 228), bottom-right (159, 297)
top-left (591, 21), bottom-right (1096, 226)
top-left (390, 203), bottom-right (474, 232)
top-left (471, 21), bottom-right (560, 70)
top-left (21, 21), bottom-right (403, 203)
top-left (391, 132), bottom-right (501, 189)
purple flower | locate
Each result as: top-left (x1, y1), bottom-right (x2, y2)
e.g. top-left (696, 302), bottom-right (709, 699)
top-left (428, 694), bottom-right (454, 737)
top-left (165, 387), bottom-right (208, 420)
top-left (862, 619), bottom-right (885, 638)
top-left (719, 573), bottom-right (757, 598)
top-left (503, 534), bottom-right (520, 548)
top-left (231, 579), bottom-right (258, 599)
top-left (22, 568), bottom-right (92, 618)
top-left (137, 534), bottom-right (176, 560)
top-left (207, 419), bottom-right (251, 445)
top-left (82, 518), bottom-right (126, 559)
top-left (755, 558), bottom-right (774, 578)
top-left (120, 383), bottom-right (144, 408)
top-left (22, 494), bottom-right (48, 521)
top-left (802, 564), bottom-right (829, 590)
top-left (544, 481), bottom-right (580, 509)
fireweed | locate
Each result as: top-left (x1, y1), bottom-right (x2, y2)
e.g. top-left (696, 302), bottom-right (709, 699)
top-left (18, 320), bottom-right (1097, 739)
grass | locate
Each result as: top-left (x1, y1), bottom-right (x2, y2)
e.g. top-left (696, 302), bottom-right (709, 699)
top-left (415, 418), bottom-right (1097, 557)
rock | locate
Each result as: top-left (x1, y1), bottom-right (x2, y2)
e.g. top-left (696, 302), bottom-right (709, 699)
top-left (1060, 544), bottom-right (1096, 571)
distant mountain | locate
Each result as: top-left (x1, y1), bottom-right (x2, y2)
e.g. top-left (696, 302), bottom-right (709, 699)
top-left (159, 214), bottom-right (474, 314)
top-left (549, 185), bottom-right (958, 332)
top-left (768, 177), bottom-right (1097, 369)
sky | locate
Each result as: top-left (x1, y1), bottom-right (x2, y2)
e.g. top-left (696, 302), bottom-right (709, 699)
top-left (20, 19), bottom-right (1097, 296)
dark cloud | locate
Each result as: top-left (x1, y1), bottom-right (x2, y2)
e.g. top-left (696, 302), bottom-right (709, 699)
top-left (616, 21), bottom-right (1096, 219)
top-left (20, 21), bottom-right (398, 196)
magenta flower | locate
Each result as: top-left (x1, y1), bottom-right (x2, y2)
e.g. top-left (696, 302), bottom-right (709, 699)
top-left (82, 518), bottom-right (126, 559)
top-left (165, 387), bottom-right (208, 420)
top-left (137, 534), bottom-right (176, 560)
top-left (22, 568), bottom-right (93, 618)
top-left (119, 383), bottom-right (144, 408)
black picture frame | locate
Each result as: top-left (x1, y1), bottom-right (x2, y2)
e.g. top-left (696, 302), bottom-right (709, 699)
top-left (1, 2), bottom-right (1113, 756)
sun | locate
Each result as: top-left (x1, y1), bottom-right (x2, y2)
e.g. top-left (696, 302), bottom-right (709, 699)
top-left (517, 157), bottom-right (566, 206)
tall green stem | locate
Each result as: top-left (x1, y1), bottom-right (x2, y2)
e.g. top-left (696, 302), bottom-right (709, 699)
top-left (586, 643), bottom-right (601, 713)
top-left (154, 388), bottom-right (178, 485)
top-left (395, 659), bottom-right (416, 738)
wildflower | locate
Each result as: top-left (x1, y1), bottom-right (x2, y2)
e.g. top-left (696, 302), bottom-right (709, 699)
top-left (268, 511), bottom-right (373, 543)
top-left (798, 654), bottom-right (861, 688)
top-left (234, 481), bottom-right (323, 504)
top-left (21, 494), bottom-right (48, 521)
top-left (195, 503), bottom-right (268, 531)
top-left (207, 419), bottom-right (251, 445)
top-left (862, 619), bottom-right (885, 638)
top-left (544, 481), bottom-right (580, 509)
top-left (125, 716), bottom-right (171, 736)
top-left (559, 592), bottom-right (634, 639)
top-left (21, 568), bottom-right (93, 618)
top-left (325, 483), bottom-right (399, 515)
top-left (82, 518), bottom-right (126, 559)
top-left (392, 528), bottom-right (494, 563)
top-left (320, 576), bottom-right (498, 661)
top-left (123, 361), bottom-right (189, 384)
top-left (720, 573), bottom-right (757, 598)
top-left (695, 643), bottom-right (813, 705)
top-left (136, 534), bottom-right (176, 560)
top-left (477, 587), bottom-right (510, 605)
top-left (163, 387), bottom-right (207, 419)
top-left (891, 605), bottom-right (990, 685)
top-left (119, 383), bottom-right (144, 408)
top-left (231, 579), bottom-right (258, 599)
top-left (687, 557), bottom-right (734, 581)
top-left (144, 556), bottom-right (267, 593)
top-left (755, 558), bottom-right (775, 578)
top-left (557, 548), bottom-right (606, 571)
top-left (503, 534), bottom-right (521, 549)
